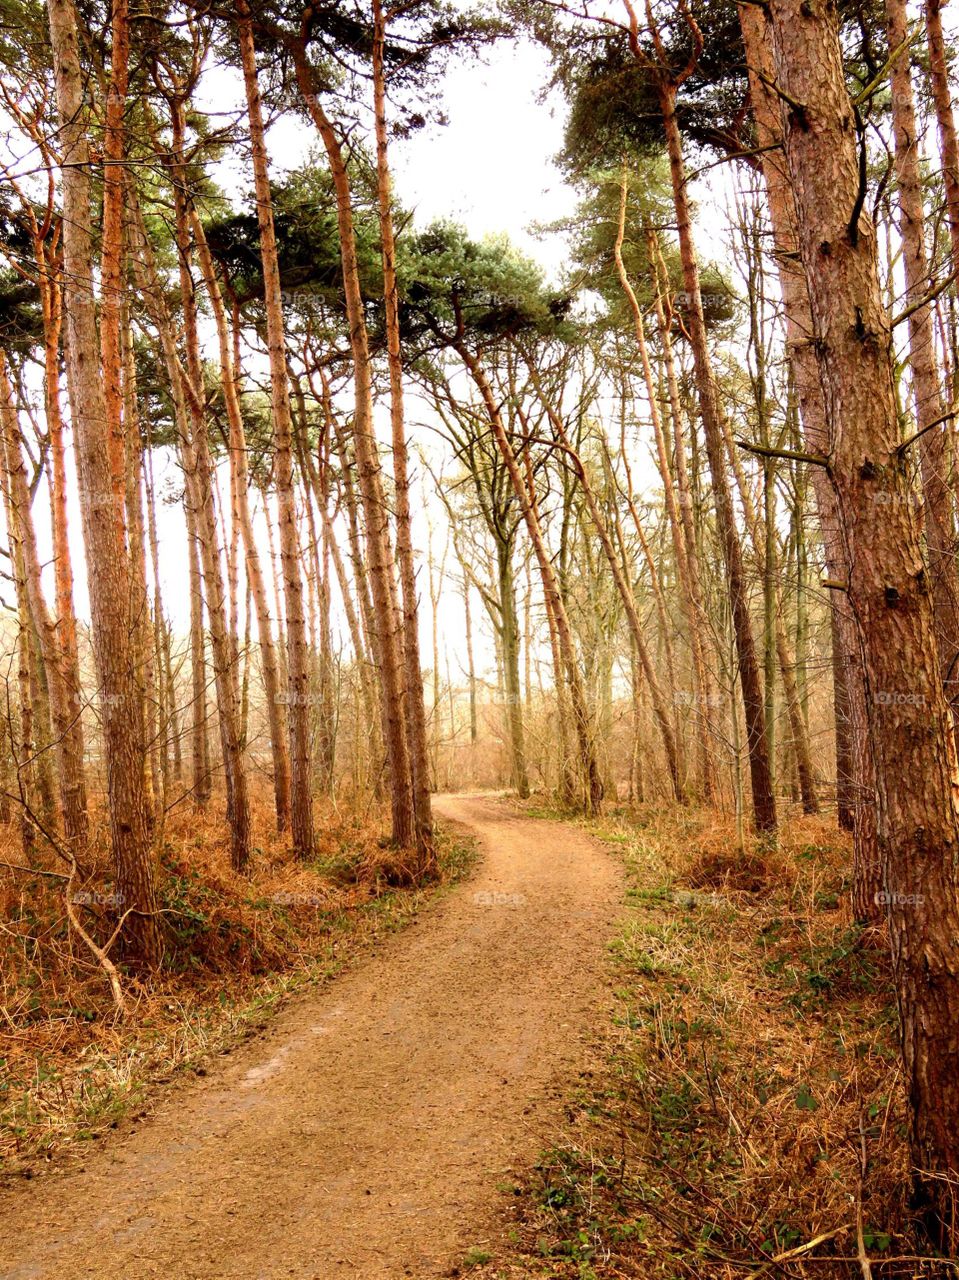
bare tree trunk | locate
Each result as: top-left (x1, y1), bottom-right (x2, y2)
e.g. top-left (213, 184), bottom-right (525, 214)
top-left (6, 534), bottom-right (37, 856)
top-left (144, 445), bottom-right (180, 788)
top-left (532, 391), bottom-right (684, 800)
top-left (291, 37), bottom-right (415, 849)
top-left (294, 413), bottom-right (334, 793)
top-left (121, 302), bottom-right (159, 826)
top-left (769, 0), bottom-right (959, 1242)
top-left (925, 0), bottom-right (959, 288)
top-left (831, 605), bottom-right (855, 832)
top-left (427, 526), bottom-right (444, 785)
top-left (739, 0), bottom-right (879, 901)
top-left (302, 383), bottom-right (380, 784)
top-left (239, 12), bottom-right (315, 856)
top-left (463, 580), bottom-right (478, 746)
top-left (656, 75), bottom-right (776, 833)
top-left (372, 0), bottom-right (435, 870)
top-left (45, 0), bottom-right (159, 964)
top-left (37, 239), bottom-right (87, 834)
top-left (461, 345), bottom-right (603, 813)
top-left (192, 214), bottom-right (292, 832)
top-left (328, 407), bottom-right (389, 792)
top-left (186, 495), bottom-right (210, 807)
top-left (497, 541), bottom-right (531, 798)
top-left (132, 139), bottom-right (251, 870)
top-left (613, 173), bottom-right (710, 796)
top-left (98, 0), bottom-right (132, 529)
top-left (887, 0), bottom-right (959, 712)
top-left (0, 359), bottom-right (88, 850)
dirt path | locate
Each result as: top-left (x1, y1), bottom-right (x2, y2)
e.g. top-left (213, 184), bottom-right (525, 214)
top-left (0, 794), bottom-right (622, 1280)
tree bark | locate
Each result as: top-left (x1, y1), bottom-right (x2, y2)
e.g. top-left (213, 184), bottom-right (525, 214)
top-left (291, 37), bottom-right (415, 848)
top-left (613, 175), bottom-right (711, 796)
top-left (769, 0), bottom-right (959, 1243)
top-left (739, 0), bottom-right (879, 898)
top-left (239, 12), bottom-right (315, 857)
top-left (45, 0), bottom-right (160, 964)
top-left (925, 0), bottom-right (959, 289)
top-left (656, 75), bottom-right (777, 833)
top-left (831, 603), bottom-right (855, 832)
top-left (0, 361), bottom-right (88, 850)
top-left (372, 0), bottom-right (435, 870)
top-left (192, 212), bottom-right (293, 833)
top-left (887, 0), bottom-right (959, 713)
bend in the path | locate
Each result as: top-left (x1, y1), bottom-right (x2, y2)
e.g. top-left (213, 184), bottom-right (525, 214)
top-left (0, 793), bottom-right (622, 1280)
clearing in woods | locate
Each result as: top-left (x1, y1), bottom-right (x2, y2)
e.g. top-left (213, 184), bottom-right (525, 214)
top-left (0, 794), bottom-right (623, 1279)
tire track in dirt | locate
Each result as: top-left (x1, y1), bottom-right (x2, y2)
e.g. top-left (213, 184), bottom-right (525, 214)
top-left (0, 794), bottom-right (622, 1279)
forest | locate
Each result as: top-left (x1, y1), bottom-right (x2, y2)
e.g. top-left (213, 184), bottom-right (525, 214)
top-left (1, 0), bottom-right (959, 1275)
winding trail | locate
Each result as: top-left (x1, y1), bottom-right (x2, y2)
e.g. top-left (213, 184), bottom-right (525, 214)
top-left (0, 794), bottom-right (622, 1280)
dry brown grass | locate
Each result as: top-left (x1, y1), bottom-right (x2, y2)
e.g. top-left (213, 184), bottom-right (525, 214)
top-left (472, 802), bottom-right (955, 1279)
top-left (0, 786), bottom-right (474, 1176)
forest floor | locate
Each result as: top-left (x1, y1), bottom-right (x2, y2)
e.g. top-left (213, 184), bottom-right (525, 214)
top-left (471, 803), bottom-right (951, 1280)
top-left (0, 792), bottom-right (477, 1174)
top-left (0, 793), bottom-right (624, 1279)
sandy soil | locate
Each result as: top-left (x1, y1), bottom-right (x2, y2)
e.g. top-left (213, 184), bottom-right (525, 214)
top-left (0, 794), bottom-right (622, 1280)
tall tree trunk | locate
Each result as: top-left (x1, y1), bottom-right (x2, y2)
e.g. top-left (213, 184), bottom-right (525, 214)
top-left (45, 0), bottom-right (159, 964)
top-left (887, 0), bottom-right (959, 712)
top-left (302, 383), bottom-right (380, 781)
top-left (0, 361), bottom-right (88, 849)
top-left (130, 161), bottom-right (250, 868)
top-left (656, 74), bottom-right (776, 832)
top-left (192, 213), bottom-right (292, 833)
top-left (497, 541), bottom-right (530, 797)
top-left (186, 495), bottom-right (210, 807)
top-left (925, 0), bottom-right (959, 288)
top-left (121, 301), bottom-right (159, 826)
top-left (98, 0), bottom-right (132, 530)
top-left (37, 239), bottom-right (87, 831)
top-left (291, 38), bottom-right (414, 849)
top-left (329, 407), bottom-right (389, 792)
top-left (613, 173), bottom-right (711, 796)
top-left (239, 13), bottom-right (315, 856)
top-left (463, 580), bottom-right (478, 746)
top-left (372, 0), bottom-right (434, 870)
top-left (462, 345), bottom-right (604, 814)
top-left (144, 445), bottom-right (180, 788)
top-left (5, 526), bottom-right (37, 856)
top-left (769, 0), bottom-right (959, 1243)
top-left (532, 391), bottom-right (684, 801)
top-left (739, 0), bottom-right (879, 899)
top-left (831, 604), bottom-right (855, 833)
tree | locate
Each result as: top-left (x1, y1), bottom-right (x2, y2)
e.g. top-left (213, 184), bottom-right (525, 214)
top-left (238, 4), bottom-right (315, 858)
top-left (737, 0), bottom-right (879, 912)
top-left (542, 2), bottom-right (777, 832)
top-left (768, 0), bottom-right (959, 1243)
top-left (45, 0), bottom-right (160, 965)
top-left (371, 0), bottom-right (435, 869)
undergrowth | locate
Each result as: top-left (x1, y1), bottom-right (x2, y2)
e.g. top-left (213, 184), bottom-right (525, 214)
top-left (0, 790), bottom-right (476, 1176)
top-left (475, 801), bottom-right (956, 1279)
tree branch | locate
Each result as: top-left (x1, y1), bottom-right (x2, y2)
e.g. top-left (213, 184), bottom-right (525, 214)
top-left (735, 438), bottom-right (829, 466)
